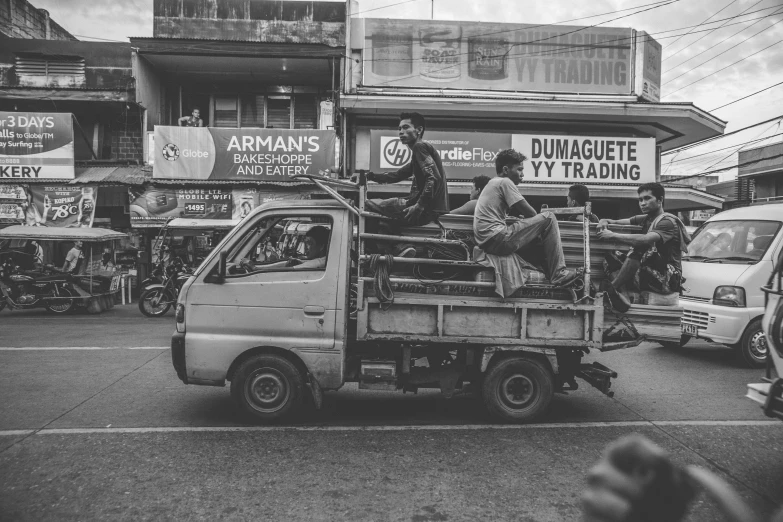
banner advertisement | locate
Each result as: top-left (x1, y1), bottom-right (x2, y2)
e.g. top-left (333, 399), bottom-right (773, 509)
top-left (129, 187), bottom-right (315, 227)
top-left (0, 112), bottom-right (75, 179)
top-left (510, 134), bottom-right (656, 185)
top-left (370, 130), bottom-right (511, 179)
top-left (152, 127), bottom-right (337, 181)
top-left (128, 187), bottom-right (234, 227)
top-left (362, 19), bottom-right (634, 94)
top-left (25, 186), bottom-right (98, 227)
top-left (0, 185), bottom-right (26, 222)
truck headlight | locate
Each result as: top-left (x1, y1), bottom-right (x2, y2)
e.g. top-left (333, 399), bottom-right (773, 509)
top-left (713, 286), bottom-right (746, 307)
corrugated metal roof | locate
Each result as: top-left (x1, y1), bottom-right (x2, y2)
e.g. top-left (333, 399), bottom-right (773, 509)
top-left (74, 166), bottom-right (150, 185)
top-left (151, 178), bottom-right (312, 187)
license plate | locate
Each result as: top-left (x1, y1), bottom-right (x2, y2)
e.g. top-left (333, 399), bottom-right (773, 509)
top-left (682, 323), bottom-right (699, 336)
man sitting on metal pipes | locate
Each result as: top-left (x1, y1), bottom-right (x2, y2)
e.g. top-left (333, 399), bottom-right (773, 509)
top-left (566, 184), bottom-right (600, 223)
top-left (450, 175), bottom-right (492, 215)
top-left (472, 148), bottom-right (581, 287)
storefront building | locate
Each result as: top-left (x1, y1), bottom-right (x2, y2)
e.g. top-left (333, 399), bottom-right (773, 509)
top-left (737, 143), bottom-right (783, 206)
top-left (340, 16), bottom-right (726, 217)
top-left (126, 0), bottom-right (345, 270)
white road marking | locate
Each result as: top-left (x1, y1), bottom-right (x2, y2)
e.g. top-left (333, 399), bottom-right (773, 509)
top-left (0, 346), bottom-right (168, 351)
top-left (0, 420), bottom-right (779, 437)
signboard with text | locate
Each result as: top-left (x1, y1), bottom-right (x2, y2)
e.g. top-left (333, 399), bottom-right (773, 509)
top-left (362, 19), bottom-right (634, 94)
top-left (0, 112), bottom-right (75, 180)
top-left (511, 134), bottom-right (656, 184)
top-left (152, 127), bottom-right (337, 181)
top-left (0, 185), bottom-right (26, 222)
top-left (128, 187), bottom-right (234, 227)
top-left (634, 31), bottom-right (662, 102)
top-left (25, 186), bottom-right (98, 227)
top-left (371, 130), bottom-right (510, 179)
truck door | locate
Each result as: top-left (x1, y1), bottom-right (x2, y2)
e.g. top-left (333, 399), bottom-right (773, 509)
top-left (183, 210), bottom-right (345, 382)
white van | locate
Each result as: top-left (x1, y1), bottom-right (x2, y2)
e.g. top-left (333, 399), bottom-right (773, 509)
top-left (680, 203), bottom-right (783, 367)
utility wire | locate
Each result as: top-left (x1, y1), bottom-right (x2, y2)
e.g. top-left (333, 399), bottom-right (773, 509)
top-left (664, 3), bottom-right (782, 73)
top-left (663, 0), bottom-right (737, 51)
top-left (662, 115), bottom-right (783, 154)
top-left (664, 132), bottom-right (783, 163)
top-left (664, 39), bottom-right (783, 97)
top-left (662, 153), bottom-right (783, 182)
top-left (710, 81), bottom-right (783, 111)
top-left (663, 14), bottom-right (783, 86)
top-left (350, 0), bottom-right (421, 17)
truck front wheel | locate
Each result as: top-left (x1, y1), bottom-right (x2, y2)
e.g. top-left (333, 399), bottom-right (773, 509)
top-left (482, 356), bottom-right (554, 423)
top-left (734, 318), bottom-right (767, 369)
top-left (231, 354), bottom-right (305, 423)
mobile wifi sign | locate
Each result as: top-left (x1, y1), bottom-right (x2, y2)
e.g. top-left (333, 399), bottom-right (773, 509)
top-left (153, 126), bottom-right (337, 181)
top-left (371, 130), bottom-right (510, 180)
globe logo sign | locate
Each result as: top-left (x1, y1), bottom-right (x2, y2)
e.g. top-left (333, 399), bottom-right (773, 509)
top-left (381, 137), bottom-right (412, 168)
top-left (162, 143), bottom-right (180, 162)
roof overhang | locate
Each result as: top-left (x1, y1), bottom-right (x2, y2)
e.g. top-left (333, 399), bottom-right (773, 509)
top-left (167, 218), bottom-right (239, 230)
top-left (0, 87), bottom-right (133, 103)
top-left (367, 181), bottom-right (724, 211)
top-left (341, 92), bottom-right (726, 152)
top-left (131, 38), bottom-right (341, 85)
top-left (0, 225), bottom-right (126, 242)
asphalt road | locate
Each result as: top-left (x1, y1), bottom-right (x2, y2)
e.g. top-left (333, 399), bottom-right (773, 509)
top-left (1, 305), bottom-right (782, 521)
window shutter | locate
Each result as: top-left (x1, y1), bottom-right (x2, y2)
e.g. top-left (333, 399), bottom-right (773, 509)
top-left (266, 97), bottom-right (291, 129)
top-left (214, 96), bottom-right (238, 128)
top-left (293, 95), bottom-right (317, 130)
top-left (240, 95), bottom-right (265, 128)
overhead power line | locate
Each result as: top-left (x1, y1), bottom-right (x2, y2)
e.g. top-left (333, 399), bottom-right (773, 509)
top-left (664, 3), bottom-right (782, 73)
top-left (710, 81), bottom-right (783, 111)
top-left (664, 132), bottom-right (783, 163)
top-left (663, 13), bottom-right (783, 86)
top-left (664, 39), bottom-right (783, 97)
top-left (662, 115), bottom-right (783, 154)
top-left (350, 0), bottom-right (421, 17)
top-left (662, 0), bottom-right (737, 51)
top-left (662, 153), bottom-right (783, 183)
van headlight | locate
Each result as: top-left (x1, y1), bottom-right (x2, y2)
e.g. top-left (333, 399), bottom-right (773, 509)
top-left (713, 286), bottom-right (746, 307)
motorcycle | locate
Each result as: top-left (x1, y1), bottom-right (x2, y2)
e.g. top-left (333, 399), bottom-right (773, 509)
top-left (0, 255), bottom-right (77, 314)
top-left (138, 256), bottom-right (192, 317)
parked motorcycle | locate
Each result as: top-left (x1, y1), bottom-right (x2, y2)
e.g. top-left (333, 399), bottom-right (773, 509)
top-left (0, 256), bottom-right (77, 314)
top-left (138, 257), bottom-right (192, 317)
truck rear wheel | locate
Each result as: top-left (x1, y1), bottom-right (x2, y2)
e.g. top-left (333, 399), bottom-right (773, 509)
top-left (482, 356), bottom-right (554, 423)
top-left (230, 354), bottom-right (304, 423)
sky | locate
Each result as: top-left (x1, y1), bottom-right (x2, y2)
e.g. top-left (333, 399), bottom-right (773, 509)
top-left (33, 0), bottom-right (783, 182)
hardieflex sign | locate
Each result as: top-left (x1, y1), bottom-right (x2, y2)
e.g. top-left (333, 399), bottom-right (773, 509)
top-left (0, 112), bottom-right (75, 180)
top-left (152, 127), bottom-right (337, 181)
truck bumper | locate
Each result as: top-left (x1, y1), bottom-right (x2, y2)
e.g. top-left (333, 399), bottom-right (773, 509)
top-left (171, 332), bottom-right (187, 384)
top-left (680, 300), bottom-right (760, 345)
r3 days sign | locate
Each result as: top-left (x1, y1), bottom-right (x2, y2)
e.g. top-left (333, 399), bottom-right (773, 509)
top-left (0, 112), bottom-right (75, 180)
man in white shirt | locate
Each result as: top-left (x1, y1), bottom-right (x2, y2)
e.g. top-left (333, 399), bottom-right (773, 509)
top-left (473, 149), bottom-right (579, 287)
top-left (62, 241), bottom-right (83, 273)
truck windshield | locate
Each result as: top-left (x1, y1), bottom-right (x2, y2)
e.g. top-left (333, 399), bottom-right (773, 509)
top-left (686, 220), bottom-right (781, 264)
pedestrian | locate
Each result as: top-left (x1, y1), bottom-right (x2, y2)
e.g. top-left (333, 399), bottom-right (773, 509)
top-left (62, 240), bottom-right (83, 273)
top-left (178, 107), bottom-right (204, 127)
top-left (451, 175), bottom-right (491, 215)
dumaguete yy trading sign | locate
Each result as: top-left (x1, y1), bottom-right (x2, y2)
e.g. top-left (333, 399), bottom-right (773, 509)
top-left (153, 127), bottom-right (337, 181)
top-left (511, 134), bottom-right (656, 184)
top-left (0, 112), bottom-right (75, 179)
top-left (362, 19), bottom-right (639, 94)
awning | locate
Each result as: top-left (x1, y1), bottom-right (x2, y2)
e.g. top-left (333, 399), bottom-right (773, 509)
top-left (0, 225), bottom-right (126, 242)
top-left (167, 218), bottom-right (240, 230)
top-left (341, 92), bottom-right (726, 152)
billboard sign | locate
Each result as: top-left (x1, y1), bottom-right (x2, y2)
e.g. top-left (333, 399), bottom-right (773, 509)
top-left (0, 185), bottom-right (27, 222)
top-left (25, 186), bottom-right (98, 227)
top-left (371, 130), bottom-right (511, 179)
top-left (362, 19), bottom-right (634, 94)
top-left (152, 127), bottom-right (337, 181)
top-left (634, 31), bottom-right (662, 102)
top-left (511, 134), bottom-right (656, 184)
top-left (0, 112), bottom-right (75, 179)
top-left (128, 187), bottom-right (234, 227)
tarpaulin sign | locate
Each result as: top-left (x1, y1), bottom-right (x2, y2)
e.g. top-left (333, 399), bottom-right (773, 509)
top-left (25, 186), bottom-right (98, 227)
top-left (128, 187), bottom-right (233, 227)
top-left (0, 112), bottom-right (75, 179)
top-left (152, 127), bottom-right (337, 181)
top-left (0, 185), bottom-right (26, 222)
top-left (511, 134), bottom-right (656, 184)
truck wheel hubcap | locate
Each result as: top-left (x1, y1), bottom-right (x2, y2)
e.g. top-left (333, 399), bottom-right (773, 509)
top-left (749, 330), bottom-right (768, 360)
top-left (500, 374), bottom-right (535, 408)
top-left (247, 369), bottom-right (288, 412)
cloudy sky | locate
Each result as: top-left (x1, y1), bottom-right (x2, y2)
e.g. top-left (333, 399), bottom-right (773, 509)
top-left (34, 0), bottom-right (783, 181)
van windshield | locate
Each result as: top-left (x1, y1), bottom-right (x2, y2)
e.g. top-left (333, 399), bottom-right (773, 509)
top-left (686, 220), bottom-right (781, 264)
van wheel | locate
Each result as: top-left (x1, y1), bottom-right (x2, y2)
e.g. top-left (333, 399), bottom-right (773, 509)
top-left (230, 354), bottom-right (304, 423)
top-left (482, 356), bottom-right (553, 423)
top-left (736, 319), bottom-right (767, 369)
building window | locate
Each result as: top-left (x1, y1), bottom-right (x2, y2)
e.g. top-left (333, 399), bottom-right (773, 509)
top-left (213, 93), bottom-right (319, 129)
top-left (14, 54), bottom-right (85, 88)
top-left (214, 96), bottom-right (238, 127)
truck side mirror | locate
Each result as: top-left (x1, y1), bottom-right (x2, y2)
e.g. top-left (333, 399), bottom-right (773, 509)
top-left (206, 250), bottom-right (227, 284)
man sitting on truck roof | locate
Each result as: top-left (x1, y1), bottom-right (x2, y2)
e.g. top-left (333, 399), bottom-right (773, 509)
top-left (473, 148), bottom-right (581, 287)
top-left (596, 183), bottom-right (691, 312)
top-left (566, 184), bottom-right (600, 223)
top-left (450, 175), bottom-right (492, 215)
